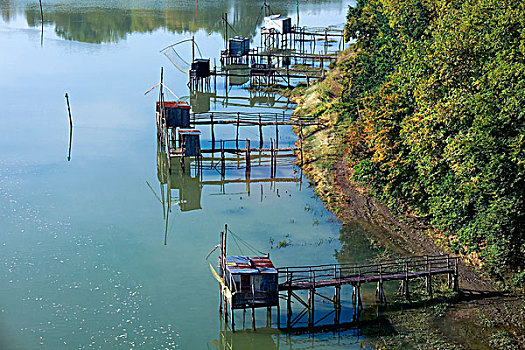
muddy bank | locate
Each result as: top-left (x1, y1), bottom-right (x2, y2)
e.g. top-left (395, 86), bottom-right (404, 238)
top-left (285, 52), bottom-right (525, 349)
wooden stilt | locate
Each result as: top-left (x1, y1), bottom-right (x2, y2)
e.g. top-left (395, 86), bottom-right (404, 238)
top-left (220, 140), bottom-right (225, 178)
top-left (210, 113), bottom-right (215, 152)
top-left (287, 271), bottom-right (292, 329)
top-left (334, 285), bottom-right (340, 325)
top-left (275, 115), bottom-right (279, 149)
top-left (236, 112), bottom-right (240, 150)
top-left (231, 306), bottom-right (235, 332)
top-left (259, 115), bottom-right (263, 148)
top-left (276, 293), bottom-right (281, 329)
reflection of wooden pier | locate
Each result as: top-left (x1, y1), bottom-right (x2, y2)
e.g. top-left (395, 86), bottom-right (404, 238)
top-left (190, 90), bottom-right (292, 112)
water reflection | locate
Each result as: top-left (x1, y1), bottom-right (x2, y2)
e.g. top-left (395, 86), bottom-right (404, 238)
top-left (2, 0), bottom-right (345, 44)
top-left (190, 89), bottom-right (291, 113)
top-left (210, 323), bottom-right (384, 349)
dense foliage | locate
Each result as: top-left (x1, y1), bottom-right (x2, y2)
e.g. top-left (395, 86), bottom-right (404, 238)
top-left (340, 0), bottom-right (524, 286)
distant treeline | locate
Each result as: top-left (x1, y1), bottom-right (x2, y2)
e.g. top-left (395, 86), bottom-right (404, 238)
top-left (338, 0), bottom-right (524, 287)
top-left (1, 0), bottom-right (341, 44)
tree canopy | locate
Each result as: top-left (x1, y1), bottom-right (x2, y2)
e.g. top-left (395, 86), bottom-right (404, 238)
top-left (340, 0), bottom-right (524, 286)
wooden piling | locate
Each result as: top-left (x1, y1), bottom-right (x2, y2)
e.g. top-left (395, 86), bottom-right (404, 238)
top-left (231, 305), bottom-right (235, 332)
top-left (245, 139), bottom-right (251, 178)
top-left (286, 271), bottom-right (292, 329)
top-left (270, 139), bottom-right (274, 178)
top-left (210, 113), bottom-right (215, 152)
top-left (276, 293), bottom-right (281, 329)
top-left (308, 287), bottom-right (314, 329)
top-left (259, 115), bottom-right (263, 148)
top-left (236, 112), bottom-right (240, 150)
top-left (252, 307), bottom-right (256, 330)
top-left (38, 0), bottom-right (43, 23)
top-left (65, 93), bottom-right (73, 129)
top-left (275, 115), bottom-right (279, 149)
top-left (220, 140), bottom-right (225, 177)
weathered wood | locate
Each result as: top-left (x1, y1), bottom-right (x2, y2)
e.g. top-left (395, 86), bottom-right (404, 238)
top-left (210, 113), bottom-right (215, 151)
top-left (65, 93), bottom-right (73, 129)
top-left (236, 112), bottom-right (240, 149)
top-left (259, 115), bottom-right (263, 148)
top-left (275, 115), bottom-right (279, 149)
top-left (220, 141), bottom-right (225, 177)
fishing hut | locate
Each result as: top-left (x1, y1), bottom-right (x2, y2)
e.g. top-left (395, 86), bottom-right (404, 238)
top-left (212, 225), bottom-right (278, 332)
top-left (156, 70), bottom-right (203, 173)
top-left (210, 224), bottom-right (461, 333)
top-left (190, 58), bottom-right (212, 90)
top-left (221, 36), bottom-right (251, 66)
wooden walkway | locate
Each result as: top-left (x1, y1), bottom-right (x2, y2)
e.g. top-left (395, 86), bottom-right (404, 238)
top-left (275, 255), bottom-right (459, 329)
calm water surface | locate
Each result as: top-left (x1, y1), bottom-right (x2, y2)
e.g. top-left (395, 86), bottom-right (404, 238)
top-left (0, 1), bottom-right (394, 349)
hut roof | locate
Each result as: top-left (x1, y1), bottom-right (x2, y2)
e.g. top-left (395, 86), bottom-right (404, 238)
top-left (225, 256), bottom-right (277, 274)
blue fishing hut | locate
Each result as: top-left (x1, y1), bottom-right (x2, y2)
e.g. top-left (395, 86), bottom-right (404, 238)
top-left (213, 225), bottom-right (279, 331)
top-left (223, 256), bottom-right (278, 309)
top-left (228, 36), bottom-right (250, 57)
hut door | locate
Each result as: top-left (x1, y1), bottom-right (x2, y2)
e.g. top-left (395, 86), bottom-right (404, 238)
top-left (240, 275), bottom-right (250, 292)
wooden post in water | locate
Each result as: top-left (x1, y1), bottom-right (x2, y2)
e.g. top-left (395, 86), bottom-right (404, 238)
top-left (236, 112), bottom-right (240, 150)
top-left (210, 113), bottom-right (215, 152)
top-left (192, 36), bottom-right (195, 63)
top-left (270, 139), bottom-right (274, 178)
top-left (276, 292), bottom-right (281, 329)
top-left (38, 0), bottom-right (44, 23)
top-left (220, 140), bottom-right (225, 178)
top-left (259, 115), bottom-right (263, 148)
top-left (65, 93), bottom-right (73, 129)
top-left (231, 295), bottom-right (235, 332)
top-left (245, 139), bottom-right (251, 181)
top-left (65, 93), bottom-right (73, 161)
top-left (219, 230), bottom-right (224, 314)
top-left (286, 271), bottom-right (292, 329)
top-left (275, 115), bottom-right (279, 149)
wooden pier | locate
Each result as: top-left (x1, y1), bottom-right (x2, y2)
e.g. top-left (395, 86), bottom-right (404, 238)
top-left (212, 225), bottom-right (460, 334)
top-left (277, 255), bottom-right (459, 330)
top-left (261, 25), bottom-right (345, 54)
top-left (220, 47), bottom-right (338, 70)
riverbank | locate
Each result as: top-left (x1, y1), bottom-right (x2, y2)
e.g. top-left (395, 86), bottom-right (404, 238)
top-left (284, 50), bottom-right (525, 349)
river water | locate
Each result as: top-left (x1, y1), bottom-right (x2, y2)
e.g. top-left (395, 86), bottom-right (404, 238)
top-left (0, 1), bottom-right (401, 349)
